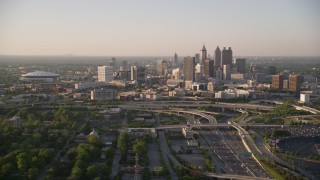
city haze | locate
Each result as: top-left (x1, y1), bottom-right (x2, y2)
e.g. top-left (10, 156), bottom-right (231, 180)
top-left (0, 0), bottom-right (320, 57)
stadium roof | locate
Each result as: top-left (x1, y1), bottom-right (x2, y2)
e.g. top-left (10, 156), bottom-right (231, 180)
top-left (21, 71), bottom-right (59, 77)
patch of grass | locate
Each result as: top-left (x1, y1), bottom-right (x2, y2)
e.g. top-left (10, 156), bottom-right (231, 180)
top-left (259, 161), bottom-right (284, 180)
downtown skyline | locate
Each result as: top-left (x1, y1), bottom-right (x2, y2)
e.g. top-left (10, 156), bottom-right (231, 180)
top-left (0, 0), bottom-right (320, 57)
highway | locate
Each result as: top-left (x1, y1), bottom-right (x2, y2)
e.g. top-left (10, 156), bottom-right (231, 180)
top-left (156, 114), bottom-right (179, 180)
top-left (200, 128), bottom-right (270, 178)
top-left (121, 101), bottom-right (275, 111)
top-left (156, 123), bottom-right (285, 130)
top-left (293, 105), bottom-right (320, 115)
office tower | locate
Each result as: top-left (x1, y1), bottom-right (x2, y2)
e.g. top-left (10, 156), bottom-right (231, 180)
top-left (201, 45), bottom-right (207, 64)
top-left (172, 68), bottom-right (181, 80)
top-left (283, 80), bottom-right (289, 90)
top-left (214, 46), bottom-right (221, 70)
top-left (98, 65), bottom-right (113, 82)
top-left (156, 59), bottom-right (167, 76)
top-left (267, 66), bottom-right (277, 75)
top-left (289, 75), bottom-right (304, 93)
top-left (221, 47), bottom-right (233, 68)
top-left (204, 60), bottom-right (215, 77)
top-left (272, 74), bottom-right (284, 90)
top-left (173, 53), bottom-right (178, 68)
top-left (183, 56), bottom-right (195, 82)
top-left (208, 82), bottom-right (214, 91)
top-left (195, 63), bottom-right (204, 74)
top-left (195, 53), bottom-right (200, 64)
top-left (250, 63), bottom-right (254, 73)
top-left (235, 58), bottom-right (246, 73)
top-left (120, 60), bottom-right (128, 72)
top-left (110, 57), bottom-right (116, 66)
top-left (131, 66), bottom-right (137, 81)
top-left (216, 68), bottom-right (222, 81)
top-left (223, 65), bottom-right (231, 80)
top-left (255, 73), bottom-right (266, 83)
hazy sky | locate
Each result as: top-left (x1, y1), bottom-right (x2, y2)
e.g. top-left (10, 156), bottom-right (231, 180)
top-left (0, 0), bottom-right (319, 57)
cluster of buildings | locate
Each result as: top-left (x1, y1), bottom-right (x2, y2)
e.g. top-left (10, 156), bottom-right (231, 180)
top-left (12, 45), bottom-right (318, 104)
top-left (272, 74), bottom-right (304, 93)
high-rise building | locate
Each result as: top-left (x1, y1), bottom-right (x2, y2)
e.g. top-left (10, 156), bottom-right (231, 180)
top-left (131, 66), bottom-right (137, 81)
top-left (272, 74), bottom-right (284, 90)
top-left (267, 66), bottom-right (277, 75)
top-left (183, 56), bottom-right (195, 82)
top-left (235, 58), bottom-right (246, 73)
top-left (172, 68), bottom-right (181, 80)
top-left (221, 47), bottom-right (232, 68)
top-left (208, 82), bottom-right (214, 91)
top-left (204, 60), bottom-right (215, 77)
top-left (98, 65), bottom-right (113, 82)
top-left (195, 53), bottom-right (200, 64)
top-left (201, 45), bottom-right (207, 64)
top-left (289, 75), bottom-right (304, 93)
top-left (283, 80), bottom-right (289, 90)
top-left (255, 73), bottom-right (266, 83)
top-left (195, 63), bottom-right (204, 74)
top-left (223, 65), bottom-right (231, 80)
top-left (214, 46), bottom-right (221, 70)
top-left (110, 57), bottom-right (116, 66)
top-left (173, 53), bottom-right (178, 68)
top-left (216, 68), bottom-right (222, 81)
top-left (156, 60), bottom-right (167, 76)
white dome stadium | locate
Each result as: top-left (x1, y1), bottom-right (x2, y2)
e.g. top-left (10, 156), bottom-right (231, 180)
top-left (20, 71), bottom-right (59, 82)
top-left (21, 71), bottom-right (59, 77)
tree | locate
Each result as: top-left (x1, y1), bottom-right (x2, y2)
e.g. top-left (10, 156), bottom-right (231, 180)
top-left (117, 133), bottom-right (128, 152)
top-left (87, 135), bottom-right (101, 147)
top-left (71, 166), bottom-right (83, 179)
top-left (27, 168), bottom-right (38, 180)
top-left (133, 139), bottom-right (146, 154)
top-left (0, 163), bottom-right (13, 177)
top-left (17, 152), bottom-right (28, 173)
top-left (87, 165), bottom-right (99, 178)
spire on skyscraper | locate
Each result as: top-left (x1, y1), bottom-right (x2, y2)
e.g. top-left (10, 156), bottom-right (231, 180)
top-left (202, 44), bottom-right (206, 51)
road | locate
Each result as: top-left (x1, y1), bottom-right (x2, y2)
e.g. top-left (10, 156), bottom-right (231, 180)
top-left (158, 131), bottom-right (179, 180)
top-left (110, 113), bottom-right (127, 179)
top-left (156, 114), bottom-right (179, 180)
top-left (156, 123), bottom-right (285, 130)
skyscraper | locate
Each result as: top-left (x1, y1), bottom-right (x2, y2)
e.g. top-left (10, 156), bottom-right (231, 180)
top-left (267, 66), bottom-right (277, 75)
top-left (201, 45), bottom-right (207, 64)
top-left (195, 53), bottom-right (200, 64)
top-left (235, 58), bottom-right (246, 73)
top-left (272, 75), bottom-right (284, 90)
top-left (214, 46), bottom-right (221, 70)
top-left (221, 47), bottom-right (233, 68)
top-left (183, 56), bottom-right (195, 82)
top-left (172, 68), bottom-right (181, 80)
top-left (131, 66), bottom-right (137, 81)
top-left (173, 53), bottom-right (178, 68)
top-left (289, 75), bottom-right (304, 93)
top-left (98, 65), bottom-right (113, 82)
top-left (110, 57), bottom-right (116, 66)
top-left (223, 65), bottom-right (231, 80)
top-left (156, 60), bottom-right (167, 76)
top-left (204, 60), bottom-right (215, 77)
top-left (216, 68), bottom-right (222, 81)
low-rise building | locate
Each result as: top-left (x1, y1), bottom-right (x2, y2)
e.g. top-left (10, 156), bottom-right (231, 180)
top-left (300, 94), bottom-right (310, 103)
top-left (127, 128), bottom-right (157, 138)
top-left (91, 88), bottom-right (116, 100)
top-left (7, 116), bottom-right (21, 128)
top-left (182, 127), bottom-right (193, 139)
